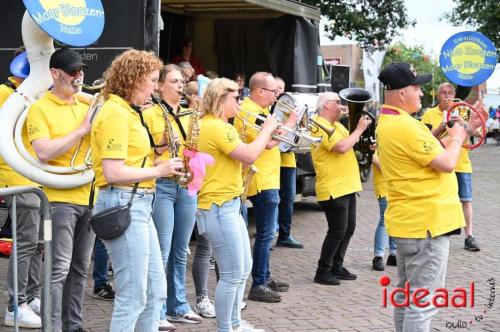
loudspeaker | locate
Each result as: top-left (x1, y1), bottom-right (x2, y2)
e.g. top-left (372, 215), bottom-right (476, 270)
top-left (330, 65), bottom-right (350, 93)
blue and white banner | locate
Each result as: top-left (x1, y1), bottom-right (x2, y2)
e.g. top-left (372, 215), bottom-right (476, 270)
top-left (23, 0), bottom-right (105, 47)
top-left (439, 31), bottom-right (497, 87)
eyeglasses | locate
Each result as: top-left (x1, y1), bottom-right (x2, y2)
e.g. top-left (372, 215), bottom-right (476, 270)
top-left (261, 87), bottom-right (278, 94)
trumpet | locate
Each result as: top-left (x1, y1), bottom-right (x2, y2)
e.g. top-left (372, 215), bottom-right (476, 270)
top-left (70, 79), bottom-right (106, 171)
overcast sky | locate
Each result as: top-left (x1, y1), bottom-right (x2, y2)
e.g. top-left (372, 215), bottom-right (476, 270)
top-left (320, 0), bottom-right (500, 92)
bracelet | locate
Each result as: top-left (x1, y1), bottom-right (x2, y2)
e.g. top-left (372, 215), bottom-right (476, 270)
top-left (450, 137), bottom-right (462, 145)
top-left (154, 148), bottom-right (162, 156)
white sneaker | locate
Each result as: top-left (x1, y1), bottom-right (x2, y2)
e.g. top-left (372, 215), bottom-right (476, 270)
top-left (240, 301), bottom-right (247, 310)
top-left (194, 296), bottom-right (216, 318)
top-left (233, 320), bottom-right (265, 332)
top-left (4, 303), bottom-right (42, 328)
top-left (28, 297), bottom-right (41, 315)
top-left (158, 319), bottom-right (176, 331)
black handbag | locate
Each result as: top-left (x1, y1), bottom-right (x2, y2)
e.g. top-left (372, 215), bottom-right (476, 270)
top-left (88, 158), bottom-right (146, 240)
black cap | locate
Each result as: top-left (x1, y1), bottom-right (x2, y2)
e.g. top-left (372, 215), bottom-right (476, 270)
top-left (49, 49), bottom-right (89, 73)
top-left (378, 62), bottom-right (432, 90)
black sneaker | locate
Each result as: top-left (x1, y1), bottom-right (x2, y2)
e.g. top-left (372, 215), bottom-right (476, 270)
top-left (314, 272), bottom-right (340, 285)
top-left (386, 254), bottom-right (397, 266)
top-left (464, 236), bottom-right (480, 251)
top-left (332, 267), bottom-right (357, 280)
top-left (248, 285), bottom-right (281, 303)
top-left (372, 256), bottom-right (385, 271)
top-left (93, 283), bottom-right (115, 301)
top-left (266, 278), bottom-right (289, 292)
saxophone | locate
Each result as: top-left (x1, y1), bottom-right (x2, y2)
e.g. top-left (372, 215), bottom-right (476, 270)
top-left (239, 118), bottom-right (258, 201)
top-left (177, 92), bottom-right (202, 185)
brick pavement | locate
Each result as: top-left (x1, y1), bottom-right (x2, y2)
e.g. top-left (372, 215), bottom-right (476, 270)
top-left (1, 143), bottom-right (499, 331)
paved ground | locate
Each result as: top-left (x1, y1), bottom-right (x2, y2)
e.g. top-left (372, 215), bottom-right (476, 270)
top-left (1, 141), bottom-right (499, 332)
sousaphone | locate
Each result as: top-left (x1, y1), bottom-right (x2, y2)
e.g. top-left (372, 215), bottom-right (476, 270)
top-left (0, 1), bottom-right (105, 188)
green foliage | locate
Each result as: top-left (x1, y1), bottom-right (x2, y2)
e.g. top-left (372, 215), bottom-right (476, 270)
top-left (446, 0), bottom-right (500, 50)
top-left (302, 0), bottom-right (415, 51)
top-left (383, 43), bottom-right (448, 107)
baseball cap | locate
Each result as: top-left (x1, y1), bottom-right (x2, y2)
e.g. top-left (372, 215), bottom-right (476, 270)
top-left (50, 48), bottom-right (89, 73)
top-left (378, 62), bottom-right (432, 90)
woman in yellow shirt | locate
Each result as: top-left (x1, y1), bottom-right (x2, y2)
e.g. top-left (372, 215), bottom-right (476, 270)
top-left (142, 64), bottom-right (204, 326)
top-left (90, 50), bottom-right (183, 332)
top-left (197, 78), bottom-right (278, 332)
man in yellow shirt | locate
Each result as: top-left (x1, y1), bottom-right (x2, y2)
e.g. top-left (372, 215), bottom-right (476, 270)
top-left (274, 76), bottom-right (303, 249)
top-left (234, 72), bottom-right (291, 303)
top-left (377, 62), bottom-right (484, 331)
top-left (26, 48), bottom-right (95, 332)
top-left (311, 92), bottom-right (371, 286)
top-left (421, 83), bottom-right (479, 251)
top-left (1, 49), bottom-right (43, 328)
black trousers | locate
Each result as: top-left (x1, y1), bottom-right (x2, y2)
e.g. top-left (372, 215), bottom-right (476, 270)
top-left (317, 193), bottom-right (356, 274)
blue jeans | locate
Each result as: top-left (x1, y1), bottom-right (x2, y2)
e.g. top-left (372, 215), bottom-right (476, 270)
top-left (374, 197), bottom-right (397, 257)
top-left (93, 238), bottom-right (109, 290)
top-left (456, 172), bottom-right (472, 202)
top-left (278, 167), bottom-right (296, 239)
top-left (94, 188), bottom-right (166, 332)
top-left (248, 189), bottom-right (279, 287)
top-left (196, 198), bottom-right (252, 332)
top-left (152, 178), bottom-right (197, 318)
top-left (393, 234), bottom-right (450, 332)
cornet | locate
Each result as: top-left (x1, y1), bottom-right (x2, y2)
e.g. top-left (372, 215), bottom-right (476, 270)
top-left (70, 79), bottom-right (106, 171)
top-left (236, 109), bottom-right (299, 148)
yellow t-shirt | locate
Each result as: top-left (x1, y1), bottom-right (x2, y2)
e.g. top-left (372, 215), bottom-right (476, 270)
top-left (421, 105), bottom-right (471, 173)
top-left (280, 151), bottom-right (296, 168)
top-left (310, 115), bottom-right (361, 201)
top-left (142, 103), bottom-right (191, 161)
top-left (0, 78), bottom-right (37, 187)
top-left (197, 114), bottom-right (243, 209)
top-left (26, 91), bottom-right (91, 205)
top-left (376, 104), bottom-right (465, 238)
top-left (91, 94), bottom-right (155, 188)
top-left (233, 97), bottom-right (280, 196)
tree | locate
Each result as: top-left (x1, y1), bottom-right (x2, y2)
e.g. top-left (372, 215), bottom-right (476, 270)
top-left (302, 0), bottom-right (415, 51)
top-left (382, 43), bottom-right (448, 108)
top-left (446, 0), bottom-right (500, 50)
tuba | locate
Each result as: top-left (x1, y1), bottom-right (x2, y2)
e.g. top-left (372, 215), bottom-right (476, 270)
top-left (339, 88), bottom-right (375, 174)
top-left (0, 4), bottom-right (104, 189)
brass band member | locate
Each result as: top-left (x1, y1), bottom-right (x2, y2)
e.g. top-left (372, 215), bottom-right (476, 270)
top-left (421, 83), bottom-right (480, 251)
top-left (234, 72), bottom-right (293, 303)
top-left (196, 77), bottom-right (278, 332)
top-left (1, 48), bottom-right (42, 328)
top-left (26, 48), bottom-right (95, 332)
top-left (274, 76), bottom-right (303, 249)
top-left (311, 92), bottom-right (372, 286)
top-left (376, 62), bottom-right (484, 331)
top-left (91, 50), bottom-right (183, 332)
top-left (142, 64), bottom-right (203, 327)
